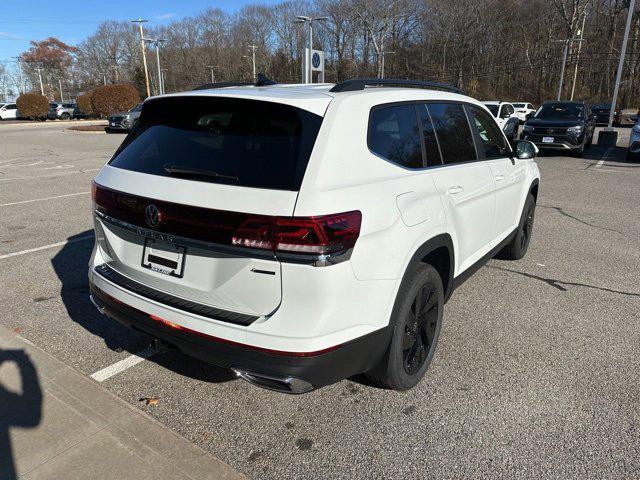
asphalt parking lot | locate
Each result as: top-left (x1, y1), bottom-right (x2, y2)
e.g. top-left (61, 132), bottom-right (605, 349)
top-left (1, 122), bottom-right (639, 479)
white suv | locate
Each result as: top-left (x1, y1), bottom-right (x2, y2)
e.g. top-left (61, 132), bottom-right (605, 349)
top-left (89, 78), bottom-right (540, 394)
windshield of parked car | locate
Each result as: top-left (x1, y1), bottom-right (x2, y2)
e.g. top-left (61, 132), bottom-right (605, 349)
top-left (513, 103), bottom-right (525, 108)
top-left (534, 103), bottom-right (584, 120)
top-left (130, 104), bottom-right (143, 112)
top-left (485, 105), bottom-right (499, 116)
top-left (109, 97), bottom-right (323, 191)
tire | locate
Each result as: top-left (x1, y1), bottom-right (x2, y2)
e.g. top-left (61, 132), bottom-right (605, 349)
top-left (60, 113), bottom-right (71, 120)
top-left (366, 263), bottom-right (444, 391)
top-left (496, 194), bottom-right (536, 260)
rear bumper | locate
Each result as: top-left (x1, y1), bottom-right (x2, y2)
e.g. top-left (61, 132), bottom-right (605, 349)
top-left (89, 283), bottom-right (388, 392)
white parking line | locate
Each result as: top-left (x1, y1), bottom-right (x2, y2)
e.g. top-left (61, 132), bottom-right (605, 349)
top-left (0, 191), bottom-right (89, 207)
top-left (90, 347), bottom-right (158, 382)
top-left (596, 147), bottom-right (614, 168)
top-left (0, 234), bottom-right (94, 260)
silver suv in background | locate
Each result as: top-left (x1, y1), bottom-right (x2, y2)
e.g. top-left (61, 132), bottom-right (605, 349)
top-left (106, 104), bottom-right (143, 133)
top-left (48, 102), bottom-right (77, 120)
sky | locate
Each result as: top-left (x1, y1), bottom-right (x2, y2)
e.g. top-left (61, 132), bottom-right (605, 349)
top-left (0, 0), bottom-right (281, 64)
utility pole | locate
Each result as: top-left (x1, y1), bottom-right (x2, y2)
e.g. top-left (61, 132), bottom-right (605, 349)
top-left (294, 16), bottom-right (328, 83)
top-left (570, 11), bottom-right (587, 101)
top-left (555, 36), bottom-right (583, 100)
top-left (58, 78), bottom-right (64, 102)
top-left (103, 74), bottom-right (107, 85)
top-left (11, 56), bottom-right (25, 93)
top-left (380, 51), bottom-right (395, 79)
top-left (205, 65), bottom-right (216, 83)
top-left (35, 66), bottom-right (44, 96)
top-left (131, 18), bottom-right (151, 97)
top-left (247, 45), bottom-right (257, 82)
top-left (607, 0), bottom-right (635, 129)
top-left (556, 40), bottom-right (570, 100)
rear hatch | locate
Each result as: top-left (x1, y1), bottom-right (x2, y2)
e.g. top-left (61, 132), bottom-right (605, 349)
top-left (93, 95), bottom-right (325, 318)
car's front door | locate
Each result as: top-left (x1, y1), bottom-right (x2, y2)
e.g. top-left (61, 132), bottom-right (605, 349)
top-left (466, 105), bottom-right (527, 241)
top-left (420, 102), bottom-right (496, 274)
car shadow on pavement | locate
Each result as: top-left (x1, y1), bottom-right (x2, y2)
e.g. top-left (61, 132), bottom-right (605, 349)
top-left (0, 349), bottom-right (42, 480)
top-left (51, 231), bottom-right (235, 385)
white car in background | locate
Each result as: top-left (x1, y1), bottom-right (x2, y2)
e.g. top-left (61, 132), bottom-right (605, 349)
top-left (0, 103), bottom-right (19, 120)
top-left (512, 102), bottom-right (536, 123)
top-left (483, 101), bottom-right (519, 143)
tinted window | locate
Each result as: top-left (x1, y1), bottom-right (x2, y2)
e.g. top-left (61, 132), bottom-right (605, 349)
top-left (368, 104), bottom-right (422, 168)
top-left (417, 104), bottom-right (442, 167)
top-left (130, 104), bottom-right (143, 112)
top-left (485, 104), bottom-right (499, 116)
top-left (109, 97), bottom-right (322, 191)
top-left (6, 104), bottom-right (16, 110)
top-left (513, 103), bottom-right (525, 108)
top-left (427, 103), bottom-right (476, 164)
top-left (505, 104), bottom-right (514, 115)
top-left (467, 106), bottom-right (509, 159)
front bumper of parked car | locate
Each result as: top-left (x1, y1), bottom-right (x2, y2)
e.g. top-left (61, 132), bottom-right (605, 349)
top-left (522, 132), bottom-right (585, 150)
top-left (107, 115), bottom-right (131, 131)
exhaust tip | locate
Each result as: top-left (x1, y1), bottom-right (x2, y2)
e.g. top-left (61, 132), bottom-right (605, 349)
top-left (231, 368), bottom-right (313, 394)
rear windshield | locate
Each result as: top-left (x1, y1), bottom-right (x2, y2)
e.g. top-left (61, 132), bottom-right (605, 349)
top-left (109, 96), bottom-right (323, 191)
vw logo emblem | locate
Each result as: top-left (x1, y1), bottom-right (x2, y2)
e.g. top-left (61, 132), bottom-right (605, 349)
top-left (312, 52), bottom-right (321, 69)
top-left (145, 204), bottom-right (162, 228)
top-left (547, 128), bottom-right (554, 133)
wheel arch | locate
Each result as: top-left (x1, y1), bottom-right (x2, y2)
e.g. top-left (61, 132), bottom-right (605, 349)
top-left (529, 178), bottom-right (540, 203)
top-left (404, 233), bottom-right (455, 303)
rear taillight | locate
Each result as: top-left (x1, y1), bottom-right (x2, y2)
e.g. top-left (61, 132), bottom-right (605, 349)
top-left (93, 183), bottom-right (361, 258)
top-left (232, 211), bottom-right (362, 255)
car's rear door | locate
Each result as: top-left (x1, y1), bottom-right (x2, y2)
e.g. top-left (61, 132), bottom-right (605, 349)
top-left (422, 102), bottom-right (496, 274)
top-left (92, 95), bottom-right (325, 318)
top-left (466, 105), bottom-right (526, 241)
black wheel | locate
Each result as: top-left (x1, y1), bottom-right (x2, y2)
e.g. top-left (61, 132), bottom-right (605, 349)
top-left (496, 194), bottom-right (536, 260)
top-left (60, 112), bottom-right (71, 120)
top-left (366, 263), bottom-right (443, 391)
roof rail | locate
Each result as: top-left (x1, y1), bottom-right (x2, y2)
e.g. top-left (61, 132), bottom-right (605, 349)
top-left (193, 81), bottom-right (252, 91)
top-left (192, 73), bottom-right (277, 91)
top-left (329, 78), bottom-right (462, 94)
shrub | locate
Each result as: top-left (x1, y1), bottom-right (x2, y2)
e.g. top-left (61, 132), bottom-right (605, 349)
top-left (16, 93), bottom-right (49, 120)
top-left (91, 83), bottom-right (141, 117)
top-left (76, 90), bottom-right (96, 116)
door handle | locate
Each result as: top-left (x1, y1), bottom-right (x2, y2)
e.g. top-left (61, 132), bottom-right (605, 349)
top-left (495, 175), bottom-right (505, 182)
top-left (446, 186), bottom-right (464, 195)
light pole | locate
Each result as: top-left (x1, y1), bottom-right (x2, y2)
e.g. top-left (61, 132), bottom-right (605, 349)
top-left (58, 78), bottom-right (64, 102)
top-left (131, 18), bottom-right (151, 97)
top-left (607, 0), bottom-right (635, 129)
top-left (205, 65), bottom-right (217, 83)
top-left (294, 16), bottom-right (328, 83)
top-left (144, 38), bottom-right (166, 95)
top-left (247, 45), bottom-right (257, 82)
top-left (35, 66), bottom-right (44, 96)
top-left (570, 11), bottom-right (587, 101)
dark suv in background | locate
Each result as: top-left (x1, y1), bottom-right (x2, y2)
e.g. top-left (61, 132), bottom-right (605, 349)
top-left (591, 103), bottom-right (620, 126)
top-left (521, 101), bottom-right (595, 156)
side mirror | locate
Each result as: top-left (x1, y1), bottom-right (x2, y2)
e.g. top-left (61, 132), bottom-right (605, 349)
top-left (514, 140), bottom-right (538, 159)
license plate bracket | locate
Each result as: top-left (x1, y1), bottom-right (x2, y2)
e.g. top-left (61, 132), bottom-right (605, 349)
top-left (142, 238), bottom-right (185, 278)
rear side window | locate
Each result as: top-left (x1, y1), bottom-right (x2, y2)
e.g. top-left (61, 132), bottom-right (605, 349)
top-left (109, 97), bottom-right (323, 191)
top-left (467, 106), bottom-right (509, 159)
top-left (427, 103), bottom-right (476, 164)
top-left (368, 104), bottom-right (422, 168)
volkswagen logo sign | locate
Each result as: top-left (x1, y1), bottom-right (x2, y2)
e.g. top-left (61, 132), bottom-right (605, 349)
top-left (145, 204), bottom-right (162, 228)
top-left (547, 128), bottom-right (554, 134)
top-left (312, 52), bottom-right (321, 69)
